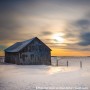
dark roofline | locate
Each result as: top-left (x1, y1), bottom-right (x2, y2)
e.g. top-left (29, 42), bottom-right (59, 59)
top-left (35, 37), bottom-right (51, 51)
top-left (5, 37), bottom-right (51, 52)
top-left (18, 37), bottom-right (51, 52)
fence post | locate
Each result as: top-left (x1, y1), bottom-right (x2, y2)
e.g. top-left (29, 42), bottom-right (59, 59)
top-left (56, 59), bottom-right (58, 66)
top-left (80, 61), bottom-right (82, 68)
top-left (56, 57), bottom-right (58, 66)
top-left (67, 60), bottom-right (68, 67)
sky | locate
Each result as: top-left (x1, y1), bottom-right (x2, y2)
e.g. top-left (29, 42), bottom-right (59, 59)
top-left (0, 0), bottom-right (90, 56)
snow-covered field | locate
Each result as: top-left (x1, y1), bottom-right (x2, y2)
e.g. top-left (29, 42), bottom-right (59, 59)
top-left (0, 57), bottom-right (90, 90)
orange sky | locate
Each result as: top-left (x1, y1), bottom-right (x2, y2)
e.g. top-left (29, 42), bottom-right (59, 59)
top-left (0, 46), bottom-right (90, 56)
top-left (51, 48), bottom-right (90, 56)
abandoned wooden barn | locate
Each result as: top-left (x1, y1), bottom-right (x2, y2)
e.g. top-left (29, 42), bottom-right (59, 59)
top-left (4, 37), bottom-right (51, 65)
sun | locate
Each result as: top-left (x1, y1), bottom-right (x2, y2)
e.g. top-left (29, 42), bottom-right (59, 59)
top-left (52, 33), bottom-right (64, 43)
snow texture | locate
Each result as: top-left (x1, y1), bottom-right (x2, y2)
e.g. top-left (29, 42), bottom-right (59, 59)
top-left (0, 57), bottom-right (90, 90)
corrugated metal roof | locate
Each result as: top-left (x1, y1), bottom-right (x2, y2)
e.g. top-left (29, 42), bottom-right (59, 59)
top-left (5, 37), bottom-right (35, 52)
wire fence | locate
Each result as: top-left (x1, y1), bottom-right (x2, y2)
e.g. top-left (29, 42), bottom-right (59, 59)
top-left (51, 56), bottom-right (90, 68)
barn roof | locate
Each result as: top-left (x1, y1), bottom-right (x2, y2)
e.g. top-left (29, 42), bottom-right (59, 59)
top-left (5, 37), bottom-right (51, 52)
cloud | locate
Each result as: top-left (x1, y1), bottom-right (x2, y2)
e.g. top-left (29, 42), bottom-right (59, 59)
top-left (0, 2), bottom-right (22, 41)
top-left (73, 18), bottom-right (90, 46)
top-left (41, 31), bottom-right (52, 35)
top-left (78, 32), bottom-right (90, 46)
top-left (73, 19), bottom-right (90, 31)
top-left (59, 14), bottom-right (90, 51)
top-left (76, 19), bottom-right (90, 26)
top-left (0, 45), bottom-right (6, 51)
top-left (0, 0), bottom-right (90, 53)
top-left (64, 17), bottom-right (90, 39)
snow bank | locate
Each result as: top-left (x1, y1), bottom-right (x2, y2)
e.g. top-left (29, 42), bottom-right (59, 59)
top-left (0, 57), bottom-right (90, 90)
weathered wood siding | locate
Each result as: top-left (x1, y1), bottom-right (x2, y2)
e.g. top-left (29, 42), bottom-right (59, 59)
top-left (19, 39), bottom-right (51, 65)
top-left (5, 38), bottom-right (51, 65)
